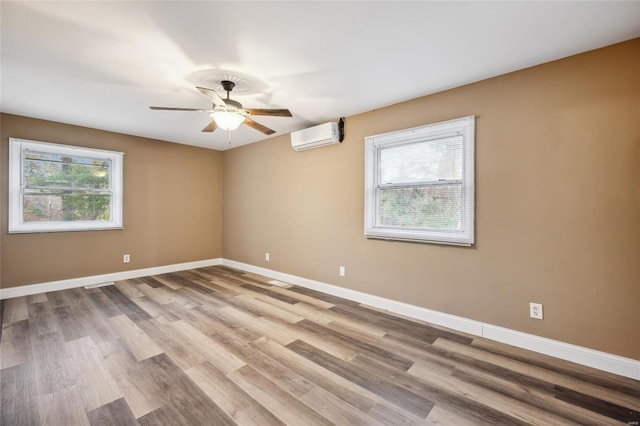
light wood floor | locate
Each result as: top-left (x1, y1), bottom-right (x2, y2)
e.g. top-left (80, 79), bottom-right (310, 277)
top-left (1, 266), bottom-right (638, 425)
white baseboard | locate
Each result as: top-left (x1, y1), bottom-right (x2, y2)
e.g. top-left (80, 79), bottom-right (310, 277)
top-left (222, 259), bottom-right (640, 381)
top-left (0, 258), bottom-right (222, 300)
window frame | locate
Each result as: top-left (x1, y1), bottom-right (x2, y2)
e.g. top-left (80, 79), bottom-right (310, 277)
top-left (8, 138), bottom-right (124, 233)
top-left (364, 116), bottom-right (475, 246)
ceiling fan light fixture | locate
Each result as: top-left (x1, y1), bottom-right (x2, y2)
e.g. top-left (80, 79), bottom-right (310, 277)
top-left (211, 111), bottom-right (244, 130)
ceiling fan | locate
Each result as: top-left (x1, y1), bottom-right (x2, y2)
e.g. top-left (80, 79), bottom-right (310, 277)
top-left (149, 80), bottom-right (292, 136)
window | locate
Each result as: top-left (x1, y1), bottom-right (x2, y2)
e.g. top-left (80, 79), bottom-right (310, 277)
top-left (365, 116), bottom-right (475, 246)
top-left (9, 138), bottom-right (123, 233)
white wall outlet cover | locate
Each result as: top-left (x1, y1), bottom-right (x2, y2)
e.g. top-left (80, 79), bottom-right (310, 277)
top-left (339, 266), bottom-right (346, 277)
top-left (530, 302), bottom-right (543, 320)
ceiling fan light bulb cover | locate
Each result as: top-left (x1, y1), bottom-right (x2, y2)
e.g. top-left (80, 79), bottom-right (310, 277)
top-left (211, 111), bottom-right (244, 130)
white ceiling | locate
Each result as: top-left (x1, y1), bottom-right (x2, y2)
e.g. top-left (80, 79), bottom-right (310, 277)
top-left (1, 2), bottom-right (639, 151)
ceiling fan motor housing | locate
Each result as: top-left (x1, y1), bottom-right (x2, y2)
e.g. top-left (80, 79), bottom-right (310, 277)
top-left (221, 80), bottom-right (236, 93)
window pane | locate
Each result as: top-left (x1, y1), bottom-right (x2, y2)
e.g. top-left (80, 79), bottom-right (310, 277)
top-left (23, 189), bottom-right (111, 222)
top-left (379, 135), bottom-right (462, 184)
top-left (377, 184), bottom-right (462, 231)
top-left (24, 150), bottom-right (110, 189)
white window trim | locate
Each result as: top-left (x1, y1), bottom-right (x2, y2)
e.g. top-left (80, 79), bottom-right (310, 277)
top-left (8, 138), bottom-right (124, 233)
top-left (364, 116), bottom-right (475, 246)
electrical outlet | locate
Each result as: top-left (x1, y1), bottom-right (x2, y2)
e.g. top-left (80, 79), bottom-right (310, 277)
top-left (123, 254), bottom-right (130, 263)
top-left (339, 266), bottom-right (346, 277)
top-left (530, 302), bottom-right (543, 320)
top-left (265, 252), bottom-right (270, 262)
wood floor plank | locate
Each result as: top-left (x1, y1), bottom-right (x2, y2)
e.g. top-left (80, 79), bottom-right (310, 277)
top-left (298, 385), bottom-right (389, 426)
top-left (27, 302), bottom-right (58, 337)
top-left (366, 402), bottom-right (437, 426)
top-left (168, 319), bottom-right (246, 374)
top-left (114, 280), bottom-right (146, 299)
top-left (296, 318), bottom-right (415, 371)
top-left (253, 284), bottom-right (336, 309)
top-left (101, 339), bottom-right (166, 419)
top-left (426, 405), bottom-right (480, 426)
top-left (554, 385), bottom-right (639, 424)
top-left (87, 291), bottom-right (123, 318)
top-left (130, 295), bottom-right (178, 320)
top-left (287, 285), bottom-right (361, 307)
top-left (258, 295), bottom-right (388, 338)
top-left (406, 355), bottom-right (580, 426)
top-left (168, 272), bottom-right (209, 290)
top-left (211, 332), bottom-right (319, 398)
top-left (328, 321), bottom-right (456, 376)
top-left (240, 282), bottom-right (302, 304)
top-left (1, 363), bottom-right (41, 426)
top-left (64, 336), bottom-right (122, 411)
top-left (168, 309), bottom-right (322, 404)
top-left (137, 403), bottom-right (192, 426)
top-left (44, 291), bottom-right (68, 309)
top-left (135, 283), bottom-right (175, 305)
top-left (255, 296), bottom-right (335, 324)
top-left (235, 312), bottom-right (360, 361)
top-left (255, 338), bottom-right (440, 425)
top-left (137, 276), bottom-right (166, 289)
top-left (0, 320), bottom-right (33, 369)
top-left (179, 285), bottom-right (229, 308)
top-left (140, 353), bottom-right (236, 425)
top-left (286, 339), bottom-right (435, 418)
top-left (332, 303), bottom-right (473, 345)
top-left (452, 363), bottom-right (624, 426)
top-left (86, 397), bottom-right (137, 426)
top-left (434, 338), bottom-right (640, 412)
top-left (52, 305), bottom-right (88, 342)
top-left (2, 297), bottom-right (29, 326)
top-left (150, 273), bottom-right (185, 290)
top-left (26, 294), bottom-right (48, 305)
top-left (254, 337), bottom-right (395, 412)
top-left (216, 305), bottom-right (298, 346)
top-left (228, 365), bottom-right (334, 426)
top-left (170, 302), bottom-right (261, 343)
top-left (192, 303), bottom-right (264, 342)
top-left (186, 361), bottom-right (286, 426)
top-left (38, 385), bottom-right (90, 426)
top-left (150, 283), bottom-right (202, 308)
top-left (185, 274), bottom-right (244, 297)
top-left (136, 317), bottom-right (206, 369)
top-left (326, 311), bottom-right (390, 338)
top-left (108, 314), bottom-right (163, 361)
top-left (472, 338), bottom-right (640, 399)
top-left (192, 284), bottom-right (292, 320)
top-left (65, 295), bottom-right (119, 344)
top-left (354, 353), bottom-right (530, 426)
top-left (99, 285), bottom-right (152, 322)
top-left (235, 293), bottom-right (305, 323)
top-left (31, 331), bottom-right (77, 396)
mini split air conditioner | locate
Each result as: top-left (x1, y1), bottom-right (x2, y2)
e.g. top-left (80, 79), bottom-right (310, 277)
top-left (291, 118), bottom-right (345, 151)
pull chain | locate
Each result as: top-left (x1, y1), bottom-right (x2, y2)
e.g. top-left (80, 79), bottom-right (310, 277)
top-left (227, 129), bottom-right (232, 144)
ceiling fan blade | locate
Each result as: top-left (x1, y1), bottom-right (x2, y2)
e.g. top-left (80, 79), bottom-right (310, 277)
top-left (201, 120), bottom-right (218, 132)
top-left (245, 108), bottom-right (292, 117)
top-left (243, 117), bottom-right (276, 135)
top-left (196, 86), bottom-right (227, 107)
top-left (150, 106), bottom-right (212, 112)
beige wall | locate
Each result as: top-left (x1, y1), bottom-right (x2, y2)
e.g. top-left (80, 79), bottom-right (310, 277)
top-left (1, 114), bottom-right (224, 287)
top-left (222, 39), bottom-right (640, 360)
